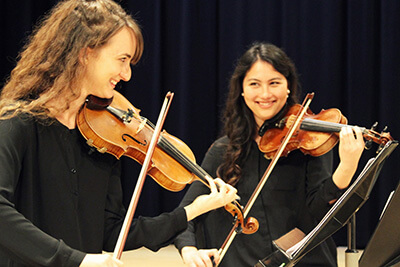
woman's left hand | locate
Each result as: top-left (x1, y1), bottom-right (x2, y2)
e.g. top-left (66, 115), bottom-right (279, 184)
top-left (338, 126), bottom-right (365, 166)
top-left (333, 126), bottom-right (365, 189)
top-left (184, 177), bottom-right (238, 221)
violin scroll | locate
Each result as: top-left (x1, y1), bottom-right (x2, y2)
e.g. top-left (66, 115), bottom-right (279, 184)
top-left (225, 201), bottom-right (259, 235)
top-left (363, 122), bottom-right (393, 153)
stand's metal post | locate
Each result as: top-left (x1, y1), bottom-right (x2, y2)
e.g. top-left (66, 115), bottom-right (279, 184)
top-left (345, 215), bottom-right (361, 267)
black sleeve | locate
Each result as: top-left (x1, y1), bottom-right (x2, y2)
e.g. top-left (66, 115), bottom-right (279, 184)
top-left (173, 181), bottom-right (210, 252)
top-left (0, 118), bottom-right (85, 267)
top-left (102, 160), bottom-right (189, 252)
top-left (125, 207), bottom-right (188, 251)
top-left (305, 150), bottom-right (345, 220)
top-left (173, 139), bottom-right (224, 252)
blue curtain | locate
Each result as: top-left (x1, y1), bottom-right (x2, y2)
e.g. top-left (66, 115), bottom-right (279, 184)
top-left (1, 0), bottom-right (399, 248)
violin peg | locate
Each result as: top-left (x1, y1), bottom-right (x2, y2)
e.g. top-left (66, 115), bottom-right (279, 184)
top-left (365, 140), bottom-right (373, 150)
top-left (377, 143), bottom-right (385, 154)
top-left (370, 122), bottom-right (378, 131)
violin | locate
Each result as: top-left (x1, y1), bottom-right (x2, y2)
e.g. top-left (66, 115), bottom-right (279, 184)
top-left (76, 91), bottom-right (258, 233)
top-left (216, 93), bottom-right (394, 265)
top-left (259, 102), bottom-right (393, 159)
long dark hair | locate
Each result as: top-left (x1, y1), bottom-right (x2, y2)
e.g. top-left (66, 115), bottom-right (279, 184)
top-left (217, 42), bottom-right (300, 185)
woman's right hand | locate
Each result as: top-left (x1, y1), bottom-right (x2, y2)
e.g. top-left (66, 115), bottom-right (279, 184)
top-left (181, 246), bottom-right (220, 267)
top-left (80, 254), bottom-right (123, 267)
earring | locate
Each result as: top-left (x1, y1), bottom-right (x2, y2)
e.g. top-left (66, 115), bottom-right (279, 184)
top-left (241, 93), bottom-right (245, 97)
top-left (287, 89), bottom-right (291, 94)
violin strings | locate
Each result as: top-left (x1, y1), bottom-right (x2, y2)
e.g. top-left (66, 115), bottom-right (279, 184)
top-left (142, 116), bottom-right (210, 184)
top-left (300, 118), bottom-right (343, 133)
top-left (158, 136), bottom-right (209, 183)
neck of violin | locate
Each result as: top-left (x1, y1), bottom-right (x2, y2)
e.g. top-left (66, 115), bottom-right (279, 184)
top-left (158, 136), bottom-right (212, 187)
top-left (300, 118), bottom-right (343, 133)
top-left (301, 118), bottom-right (352, 133)
top-left (301, 117), bottom-right (371, 136)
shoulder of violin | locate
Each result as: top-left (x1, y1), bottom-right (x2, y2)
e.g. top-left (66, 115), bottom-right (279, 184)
top-left (315, 108), bottom-right (348, 124)
top-left (112, 91), bottom-right (142, 115)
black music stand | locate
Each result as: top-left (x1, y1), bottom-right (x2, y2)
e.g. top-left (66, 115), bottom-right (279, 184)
top-left (358, 181), bottom-right (400, 267)
top-left (255, 140), bottom-right (398, 267)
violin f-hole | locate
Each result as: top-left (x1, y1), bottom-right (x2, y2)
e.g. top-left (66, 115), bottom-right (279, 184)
top-left (122, 133), bottom-right (148, 146)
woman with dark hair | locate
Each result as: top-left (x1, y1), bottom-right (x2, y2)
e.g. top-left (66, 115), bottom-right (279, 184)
top-left (0, 1), bottom-right (237, 266)
top-left (174, 42), bottom-right (365, 267)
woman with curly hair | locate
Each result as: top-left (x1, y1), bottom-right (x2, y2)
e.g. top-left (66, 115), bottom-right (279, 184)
top-left (174, 42), bottom-right (365, 267)
top-left (0, 1), bottom-right (237, 266)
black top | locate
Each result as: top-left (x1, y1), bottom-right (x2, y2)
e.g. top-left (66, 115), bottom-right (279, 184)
top-left (175, 136), bottom-right (344, 267)
top-left (0, 116), bottom-right (188, 267)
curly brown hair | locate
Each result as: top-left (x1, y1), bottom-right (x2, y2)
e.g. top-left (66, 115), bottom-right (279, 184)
top-left (217, 42), bottom-right (301, 185)
top-left (0, 0), bottom-right (143, 120)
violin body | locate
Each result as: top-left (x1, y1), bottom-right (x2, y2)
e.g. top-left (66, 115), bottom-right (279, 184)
top-left (219, 93), bottom-right (394, 265)
top-left (259, 104), bottom-right (348, 159)
top-left (77, 91), bottom-right (196, 191)
top-left (77, 91), bottom-right (259, 235)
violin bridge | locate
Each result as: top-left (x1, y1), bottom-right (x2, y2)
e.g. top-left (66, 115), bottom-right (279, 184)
top-left (136, 118), bottom-right (147, 134)
top-left (285, 115), bottom-right (297, 129)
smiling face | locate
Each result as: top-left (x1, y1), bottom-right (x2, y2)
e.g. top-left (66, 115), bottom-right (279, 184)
top-left (80, 26), bottom-right (137, 99)
top-left (242, 59), bottom-right (289, 128)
